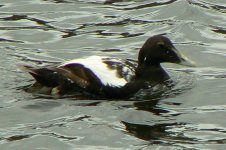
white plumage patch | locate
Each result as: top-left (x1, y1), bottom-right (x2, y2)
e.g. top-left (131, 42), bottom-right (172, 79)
top-left (60, 56), bottom-right (129, 87)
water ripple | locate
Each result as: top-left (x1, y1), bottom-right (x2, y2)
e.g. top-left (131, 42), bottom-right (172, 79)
top-left (187, 0), bottom-right (226, 13)
top-left (1, 0), bottom-right (226, 149)
top-left (109, 0), bottom-right (178, 10)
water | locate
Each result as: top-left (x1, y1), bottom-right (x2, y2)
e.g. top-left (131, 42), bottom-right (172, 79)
top-left (0, 0), bottom-right (226, 149)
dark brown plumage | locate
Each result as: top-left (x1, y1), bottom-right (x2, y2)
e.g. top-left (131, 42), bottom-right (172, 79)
top-left (20, 35), bottom-right (195, 99)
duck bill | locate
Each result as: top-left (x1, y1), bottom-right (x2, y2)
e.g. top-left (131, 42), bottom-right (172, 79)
top-left (173, 48), bottom-right (196, 67)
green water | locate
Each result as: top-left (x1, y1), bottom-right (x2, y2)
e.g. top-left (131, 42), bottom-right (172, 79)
top-left (0, 0), bottom-right (226, 149)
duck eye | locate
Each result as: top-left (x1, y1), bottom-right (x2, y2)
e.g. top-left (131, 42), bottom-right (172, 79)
top-left (166, 50), bottom-right (170, 54)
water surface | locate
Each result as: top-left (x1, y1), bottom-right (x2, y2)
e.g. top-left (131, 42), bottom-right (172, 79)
top-left (0, 0), bottom-right (226, 149)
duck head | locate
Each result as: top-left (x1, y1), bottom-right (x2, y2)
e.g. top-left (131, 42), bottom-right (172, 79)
top-left (138, 35), bottom-right (195, 67)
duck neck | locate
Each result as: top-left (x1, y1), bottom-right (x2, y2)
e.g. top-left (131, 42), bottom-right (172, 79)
top-left (135, 63), bottom-right (170, 84)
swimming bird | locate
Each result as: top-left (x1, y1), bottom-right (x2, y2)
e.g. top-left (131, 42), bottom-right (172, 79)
top-left (20, 35), bottom-right (195, 99)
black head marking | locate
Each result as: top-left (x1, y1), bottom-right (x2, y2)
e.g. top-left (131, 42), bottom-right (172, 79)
top-left (138, 35), bottom-right (184, 66)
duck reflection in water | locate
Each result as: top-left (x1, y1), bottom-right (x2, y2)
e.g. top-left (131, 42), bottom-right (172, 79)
top-left (121, 121), bottom-right (200, 147)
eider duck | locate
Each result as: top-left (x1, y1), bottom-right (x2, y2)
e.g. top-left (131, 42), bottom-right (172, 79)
top-left (20, 35), bottom-right (195, 99)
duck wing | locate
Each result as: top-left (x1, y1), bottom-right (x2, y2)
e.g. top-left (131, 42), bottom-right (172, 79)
top-left (19, 63), bottom-right (101, 89)
top-left (19, 56), bottom-right (137, 97)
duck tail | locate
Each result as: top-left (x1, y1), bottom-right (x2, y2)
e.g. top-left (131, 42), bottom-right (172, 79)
top-left (18, 64), bottom-right (60, 87)
top-left (17, 64), bottom-right (38, 75)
